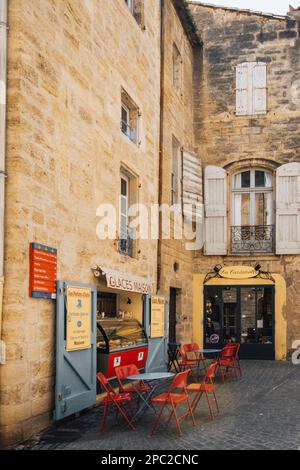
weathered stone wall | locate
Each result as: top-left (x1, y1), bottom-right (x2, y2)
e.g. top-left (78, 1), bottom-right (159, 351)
top-left (190, 3), bottom-right (300, 352)
top-left (0, 0), bottom-right (161, 447)
top-left (159, 0), bottom-right (199, 344)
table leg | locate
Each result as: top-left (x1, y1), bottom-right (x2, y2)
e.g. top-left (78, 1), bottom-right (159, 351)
top-left (131, 383), bottom-right (159, 422)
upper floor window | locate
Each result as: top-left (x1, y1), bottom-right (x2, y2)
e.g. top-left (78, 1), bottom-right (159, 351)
top-left (119, 173), bottom-right (135, 257)
top-left (204, 163), bottom-right (300, 256)
top-left (124, 0), bottom-right (145, 27)
top-left (231, 169), bottom-right (274, 253)
top-left (173, 44), bottom-right (182, 93)
top-left (236, 62), bottom-right (267, 116)
top-left (121, 89), bottom-right (140, 146)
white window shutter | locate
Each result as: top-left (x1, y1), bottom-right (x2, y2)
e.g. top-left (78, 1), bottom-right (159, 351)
top-left (276, 162), bottom-right (300, 255)
top-left (204, 166), bottom-right (227, 255)
top-left (182, 149), bottom-right (203, 222)
top-left (253, 62), bottom-right (267, 115)
top-left (236, 63), bottom-right (249, 116)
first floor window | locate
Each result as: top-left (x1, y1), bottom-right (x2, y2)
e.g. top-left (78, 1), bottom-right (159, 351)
top-left (121, 89), bottom-right (139, 145)
top-left (231, 169), bottom-right (274, 253)
top-left (232, 169), bottom-right (273, 227)
top-left (119, 173), bottom-right (134, 257)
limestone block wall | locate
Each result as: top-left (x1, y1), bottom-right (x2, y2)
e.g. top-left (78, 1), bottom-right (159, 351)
top-left (190, 3), bottom-right (300, 354)
top-left (159, 0), bottom-right (199, 344)
top-left (0, 0), bottom-right (161, 447)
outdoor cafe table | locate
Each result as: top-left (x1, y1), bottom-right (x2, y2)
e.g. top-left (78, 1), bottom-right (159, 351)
top-left (127, 372), bottom-right (174, 421)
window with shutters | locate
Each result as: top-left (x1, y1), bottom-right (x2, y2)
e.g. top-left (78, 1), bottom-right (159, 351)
top-left (231, 169), bottom-right (274, 253)
top-left (124, 0), bottom-right (145, 27)
top-left (171, 136), bottom-right (182, 206)
top-left (236, 62), bottom-right (267, 116)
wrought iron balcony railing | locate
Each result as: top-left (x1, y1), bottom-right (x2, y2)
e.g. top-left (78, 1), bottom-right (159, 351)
top-left (231, 225), bottom-right (275, 254)
top-left (119, 227), bottom-right (135, 257)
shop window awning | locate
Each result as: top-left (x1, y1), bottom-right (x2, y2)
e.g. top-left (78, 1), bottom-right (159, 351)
top-left (92, 266), bottom-right (152, 295)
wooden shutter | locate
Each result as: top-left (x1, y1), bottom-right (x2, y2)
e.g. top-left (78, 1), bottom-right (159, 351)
top-left (236, 63), bottom-right (250, 116)
top-left (182, 149), bottom-right (203, 222)
top-left (276, 162), bottom-right (300, 254)
top-left (236, 62), bottom-right (267, 116)
top-left (253, 62), bottom-right (267, 115)
top-left (204, 166), bottom-right (227, 255)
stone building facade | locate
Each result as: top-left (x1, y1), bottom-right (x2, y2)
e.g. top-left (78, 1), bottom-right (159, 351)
top-left (1, 0), bottom-right (163, 447)
top-left (189, 2), bottom-right (300, 357)
top-left (1, 0), bottom-right (300, 449)
top-left (158, 0), bottom-right (201, 345)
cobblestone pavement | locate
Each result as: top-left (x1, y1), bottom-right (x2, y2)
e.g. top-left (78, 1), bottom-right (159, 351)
top-left (27, 361), bottom-right (300, 450)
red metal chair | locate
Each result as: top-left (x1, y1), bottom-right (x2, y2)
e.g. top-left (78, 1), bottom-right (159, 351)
top-left (97, 372), bottom-right (135, 432)
top-left (115, 364), bottom-right (151, 394)
top-left (187, 362), bottom-right (220, 420)
top-left (151, 370), bottom-right (196, 436)
top-left (217, 345), bottom-right (239, 383)
top-left (180, 343), bottom-right (207, 377)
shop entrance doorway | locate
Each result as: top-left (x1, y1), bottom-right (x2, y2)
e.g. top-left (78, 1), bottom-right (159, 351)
top-left (169, 288), bottom-right (178, 343)
top-left (204, 285), bottom-right (275, 360)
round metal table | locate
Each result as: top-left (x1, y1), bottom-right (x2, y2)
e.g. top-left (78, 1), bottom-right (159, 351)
top-left (127, 372), bottom-right (174, 420)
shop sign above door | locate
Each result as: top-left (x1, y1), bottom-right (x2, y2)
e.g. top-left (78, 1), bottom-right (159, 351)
top-left (219, 266), bottom-right (258, 280)
top-left (93, 266), bottom-right (151, 294)
top-left (29, 243), bottom-right (57, 299)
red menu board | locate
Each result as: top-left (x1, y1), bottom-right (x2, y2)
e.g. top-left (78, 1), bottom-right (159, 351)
top-left (29, 243), bottom-right (57, 299)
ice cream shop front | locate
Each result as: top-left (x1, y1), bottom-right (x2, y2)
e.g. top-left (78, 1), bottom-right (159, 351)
top-left (193, 266), bottom-right (287, 361)
top-left (54, 267), bottom-right (168, 422)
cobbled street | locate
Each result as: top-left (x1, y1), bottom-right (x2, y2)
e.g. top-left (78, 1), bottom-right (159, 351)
top-left (23, 361), bottom-right (300, 451)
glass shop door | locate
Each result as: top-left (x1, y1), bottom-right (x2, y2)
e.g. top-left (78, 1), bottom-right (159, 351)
top-left (204, 285), bottom-right (275, 360)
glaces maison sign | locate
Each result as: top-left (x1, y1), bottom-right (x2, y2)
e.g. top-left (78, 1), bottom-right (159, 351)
top-left (219, 266), bottom-right (258, 280)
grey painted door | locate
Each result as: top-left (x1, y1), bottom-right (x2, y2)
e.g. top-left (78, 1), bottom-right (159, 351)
top-left (144, 295), bottom-right (168, 373)
top-left (54, 281), bottom-right (97, 421)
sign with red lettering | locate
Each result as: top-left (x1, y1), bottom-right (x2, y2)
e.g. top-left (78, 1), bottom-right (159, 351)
top-left (29, 243), bottom-right (57, 299)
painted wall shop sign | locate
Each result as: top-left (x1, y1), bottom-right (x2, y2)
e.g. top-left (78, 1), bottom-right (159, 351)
top-left (66, 286), bottom-right (92, 352)
top-left (29, 243), bottom-right (57, 299)
top-left (151, 296), bottom-right (165, 339)
top-left (219, 266), bottom-right (258, 280)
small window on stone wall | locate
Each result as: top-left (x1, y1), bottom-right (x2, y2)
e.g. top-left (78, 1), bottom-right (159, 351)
top-left (121, 89), bottom-right (140, 146)
top-left (173, 44), bottom-right (182, 93)
top-left (124, 0), bottom-right (145, 28)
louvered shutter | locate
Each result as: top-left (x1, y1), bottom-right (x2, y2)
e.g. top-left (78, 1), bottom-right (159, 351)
top-left (236, 63), bottom-right (249, 116)
top-left (182, 149), bottom-right (203, 222)
top-left (204, 166), bottom-right (227, 255)
top-left (253, 62), bottom-right (267, 115)
top-left (276, 162), bottom-right (300, 255)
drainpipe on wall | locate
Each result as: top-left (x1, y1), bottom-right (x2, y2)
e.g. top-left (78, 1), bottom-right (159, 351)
top-left (157, 0), bottom-right (165, 294)
top-left (0, 0), bottom-right (8, 365)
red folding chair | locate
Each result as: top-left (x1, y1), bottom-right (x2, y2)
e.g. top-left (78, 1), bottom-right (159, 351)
top-left (180, 343), bottom-right (207, 377)
top-left (151, 370), bottom-right (196, 436)
top-left (115, 364), bottom-right (151, 394)
top-left (187, 362), bottom-right (220, 420)
top-left (97, 372), bottom-right (135, 432)
top-left (217, 345), bottom-right (238, 383)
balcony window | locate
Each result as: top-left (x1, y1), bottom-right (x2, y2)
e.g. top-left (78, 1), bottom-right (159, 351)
top-left (231, 169), bottom-right (274, 253)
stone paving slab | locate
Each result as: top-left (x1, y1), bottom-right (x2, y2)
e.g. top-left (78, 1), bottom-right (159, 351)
top-left (22, 361), bottom-right (300, 451)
